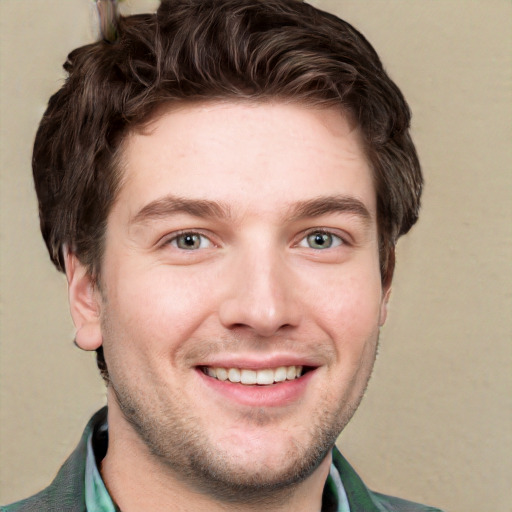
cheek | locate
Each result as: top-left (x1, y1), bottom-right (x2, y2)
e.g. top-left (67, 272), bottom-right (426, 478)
top-left (103, 264), bottom-right (218, 349)
top-left (305, 267), bottom-right (383, 349)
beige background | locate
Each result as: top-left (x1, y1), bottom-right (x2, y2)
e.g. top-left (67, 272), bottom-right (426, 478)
top-left (1, 1), bottom-right (511, 510)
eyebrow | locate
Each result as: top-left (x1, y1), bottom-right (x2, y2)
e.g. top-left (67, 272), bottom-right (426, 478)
top-left (130, 195), bottom-right (231, 225)
top-left (287, 195), bottom-right (372, 224)
top-left (130, 194), bottom-right (372, 226)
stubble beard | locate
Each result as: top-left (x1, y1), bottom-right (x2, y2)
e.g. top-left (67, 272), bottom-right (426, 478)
top-left (100, 297), bottom-right (380, 507)
top-left (109, 365), bottom-right (373, 508)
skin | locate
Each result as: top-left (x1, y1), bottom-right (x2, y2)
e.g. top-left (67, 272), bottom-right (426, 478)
top-left (67, 101), bottom-right (390, 512)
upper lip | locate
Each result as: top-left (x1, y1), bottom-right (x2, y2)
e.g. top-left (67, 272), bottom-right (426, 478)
top-left (196, 354), bottom-right (322, 370)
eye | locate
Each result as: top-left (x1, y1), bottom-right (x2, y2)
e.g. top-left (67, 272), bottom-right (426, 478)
top-left (299, 231), bottom-right (343, 250)
top-left (169, 232), bottom-right (212, 250)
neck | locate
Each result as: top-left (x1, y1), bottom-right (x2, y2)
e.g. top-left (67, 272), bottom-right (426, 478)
top-left (101, 393), bottom-right (332, 512)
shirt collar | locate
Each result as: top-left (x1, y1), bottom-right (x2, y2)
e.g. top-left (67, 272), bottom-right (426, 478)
top-left (85, 422), bottom-right (117, 512)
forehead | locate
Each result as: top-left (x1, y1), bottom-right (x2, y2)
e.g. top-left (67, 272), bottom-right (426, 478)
top-left (115, 101), bottom-right (376, 221)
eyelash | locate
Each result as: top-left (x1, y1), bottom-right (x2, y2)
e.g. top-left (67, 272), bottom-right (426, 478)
top-left (161, 228), bottom-right (347, 252)
top-left (297, 229), bottom-right (346, 250)
top-left (163, 230), bottom-right (214, 250)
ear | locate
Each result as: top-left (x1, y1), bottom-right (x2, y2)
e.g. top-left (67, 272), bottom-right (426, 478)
top-left (65, 250), bottom-right (103, 351)
top-left (378, 285), bottom-right (392, 327)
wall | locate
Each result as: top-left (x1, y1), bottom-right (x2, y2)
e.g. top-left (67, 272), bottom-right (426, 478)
top-left (1, 1), bottom-right (510, 510)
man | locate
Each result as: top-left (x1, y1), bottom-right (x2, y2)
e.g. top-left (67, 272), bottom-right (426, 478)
top-left (3, 0), bottom-right (443, 510)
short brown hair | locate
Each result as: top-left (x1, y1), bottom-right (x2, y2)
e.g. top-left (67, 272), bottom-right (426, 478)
top-left (34, 0), bottom-right (421, 285)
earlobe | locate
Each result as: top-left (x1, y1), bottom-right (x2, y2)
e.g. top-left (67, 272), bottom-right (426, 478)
top-left (74, 322), bottom-right (103, 351)
top-left (65, 250), bottom-right (103, 351)
top-left (379, 286), bottom-right (392, 327)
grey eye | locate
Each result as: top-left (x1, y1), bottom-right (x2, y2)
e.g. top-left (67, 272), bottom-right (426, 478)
top-left (298, 231), bottom-right (343, 250)
top-left (174, 233), bottom-right (204, 250)
top-left (307, 232), bottom-right (334, 249)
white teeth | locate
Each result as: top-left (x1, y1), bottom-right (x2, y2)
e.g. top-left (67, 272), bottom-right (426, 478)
top-left (216, 368), bottom-right (228, 381)
top-left (227, 368), bottom-right (241, 383)
top-left (256, 369), bottom-right (274, 385)
top-left (204, 365), bottom-right (304, 385)
top-left (240, 369), bottom-right (257, 385)
top-left (274, 366), bottom-right (287, 382)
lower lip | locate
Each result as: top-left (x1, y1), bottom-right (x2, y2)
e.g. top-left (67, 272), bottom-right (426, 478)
top-left (196, 368), bottom-right (315, 408)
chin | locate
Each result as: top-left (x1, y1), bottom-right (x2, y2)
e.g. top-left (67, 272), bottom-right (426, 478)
top-left (180, 433), bottom-right (332, 506)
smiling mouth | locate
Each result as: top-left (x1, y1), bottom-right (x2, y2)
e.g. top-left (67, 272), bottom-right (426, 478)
top-left (200, 365), bottom-right (311, 385)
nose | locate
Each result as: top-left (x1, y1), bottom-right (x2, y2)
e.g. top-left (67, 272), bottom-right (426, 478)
top-left (218, 246), bottom-right (301, 337)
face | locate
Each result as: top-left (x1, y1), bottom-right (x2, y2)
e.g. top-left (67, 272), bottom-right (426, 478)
top-left (72, 101), bottom-right (388, 501)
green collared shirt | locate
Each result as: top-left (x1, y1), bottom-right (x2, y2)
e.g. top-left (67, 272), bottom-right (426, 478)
top-left (84, 416), bottom-right (351, 512)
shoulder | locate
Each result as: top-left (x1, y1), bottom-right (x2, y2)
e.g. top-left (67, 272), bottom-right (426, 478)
top-left (1, 408), bottom-right (107, 512)
top-left (332, 446), bottom-right (444, 512)
top-left (1, 441), bottom-right (88, 512)
top-left (370, 491), bottom-right (444, 512)
top-left (1, 471), bottom-right (85, 512)
top-left (1, 489), bottom-right (64, 512)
